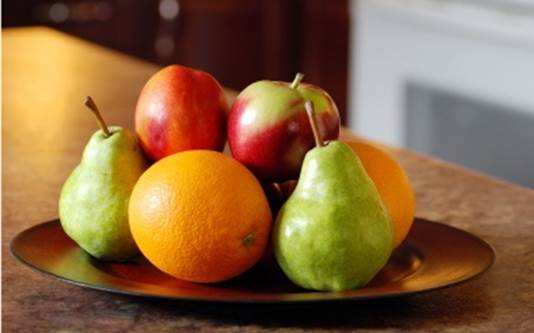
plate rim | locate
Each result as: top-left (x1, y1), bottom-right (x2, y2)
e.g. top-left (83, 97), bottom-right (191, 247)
top-left (9, 218), bottom-right (496, 304)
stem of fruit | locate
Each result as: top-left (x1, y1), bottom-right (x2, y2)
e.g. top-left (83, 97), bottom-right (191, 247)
top-left (290, 72), bottom-right (305, 89)
top-left (85, 96), bottom-right (111, 138)
top-left (305, 101), bottom-right (324, 147)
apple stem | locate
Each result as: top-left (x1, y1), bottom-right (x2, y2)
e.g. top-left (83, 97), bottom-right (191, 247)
top-left (305, 101), bottom-right (324, 147)
top-left (290, 72), bottom-right (305, 89)
top-left (84, 96), bottom-right (111, 138)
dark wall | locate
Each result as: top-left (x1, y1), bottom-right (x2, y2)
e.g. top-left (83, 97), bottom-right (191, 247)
top-left (3, 0), bottom-right (350, 123)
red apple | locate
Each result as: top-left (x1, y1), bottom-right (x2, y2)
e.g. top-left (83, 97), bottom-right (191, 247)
top-left (135, 65), bottom-right (227, 161)
top-left (227, 74), bottom-right (340, 182)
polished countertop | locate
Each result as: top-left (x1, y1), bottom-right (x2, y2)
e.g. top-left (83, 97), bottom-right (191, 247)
top-left (3, 27), bottom-right (534, 332)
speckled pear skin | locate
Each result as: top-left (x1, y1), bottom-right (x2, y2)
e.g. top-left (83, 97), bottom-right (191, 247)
top-left (59, 126), bottom-right (147, 261)
top-left (273, 141), bottom-right (393, 291)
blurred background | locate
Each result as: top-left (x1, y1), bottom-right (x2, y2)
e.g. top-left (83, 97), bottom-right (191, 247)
top-left (3, 0), bottom-right (534, 188)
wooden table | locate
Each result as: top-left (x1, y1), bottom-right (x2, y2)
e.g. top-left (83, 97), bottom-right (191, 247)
top-left (3, 27), bottom-right (534, 332)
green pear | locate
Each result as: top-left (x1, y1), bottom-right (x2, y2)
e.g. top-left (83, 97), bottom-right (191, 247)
top-left (59, 97), bottom-right (147, 261)
top-left (273, 102), bottom-right (393, 291)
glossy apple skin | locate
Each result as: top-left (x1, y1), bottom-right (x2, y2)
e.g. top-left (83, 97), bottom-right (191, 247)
top-left (228, 81), bottom-right (340, 182)
top-left (135, 65), bottom-right (227, 161)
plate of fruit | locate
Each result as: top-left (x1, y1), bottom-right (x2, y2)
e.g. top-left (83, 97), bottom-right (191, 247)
top-left (11, 66), bottom-right (494, 303)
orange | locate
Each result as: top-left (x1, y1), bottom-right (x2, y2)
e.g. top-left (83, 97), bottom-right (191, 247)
top-left (128, 150), bottom-right (272, 283)
top-left (345, 139), bottom-right (416, 248)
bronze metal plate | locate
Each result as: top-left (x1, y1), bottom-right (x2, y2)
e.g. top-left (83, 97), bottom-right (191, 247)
top-left (10, 218), bottom-right (494, 303)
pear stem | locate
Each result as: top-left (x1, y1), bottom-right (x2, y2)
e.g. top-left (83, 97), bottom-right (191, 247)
top-left (290, 72), bottom-right (305, 89)
top-left (305, 101), bottom-right (324, 147)
top-left (84, 96), bottom-right (111, 138)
